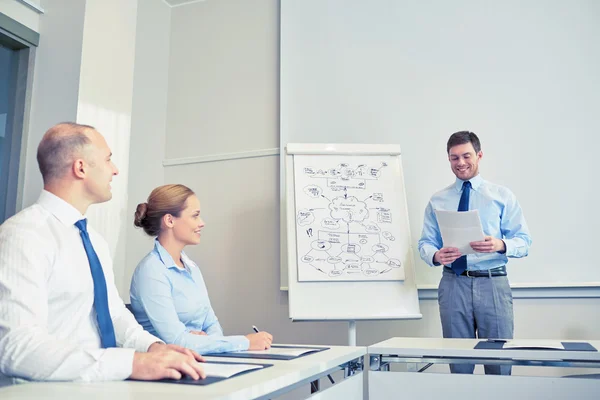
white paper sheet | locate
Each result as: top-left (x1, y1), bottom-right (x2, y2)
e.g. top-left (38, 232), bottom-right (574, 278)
top-left (504, 340), bottom-right (565, 350)
top-left (434, 210), bottom-right (485, 255)
top-left (202, 362), bottom-right (265, 378)
top-left (233, 346), bottom-right (319, 357)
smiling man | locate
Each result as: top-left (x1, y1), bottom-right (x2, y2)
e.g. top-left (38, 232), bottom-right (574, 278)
top-left (0, 122), bottom-right (205, 385)
top-left (418, 131), bottom-right (532, 375)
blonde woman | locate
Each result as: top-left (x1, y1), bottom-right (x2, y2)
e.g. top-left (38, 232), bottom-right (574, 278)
top-left (130, 184), bottom-right (273, 354)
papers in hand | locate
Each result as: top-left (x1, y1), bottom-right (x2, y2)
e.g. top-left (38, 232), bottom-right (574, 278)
top-left (202, 362), bottom-right (265, 378)
top-left (504, 340), bottom-right (565, 350)
top-left (434, 210), bottom-right (485, 255)
top-left (234, 347), bottom-right (320, 357)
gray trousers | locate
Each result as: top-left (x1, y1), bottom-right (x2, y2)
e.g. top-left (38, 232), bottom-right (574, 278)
top-left (438, 269), bottom-right (514, 375)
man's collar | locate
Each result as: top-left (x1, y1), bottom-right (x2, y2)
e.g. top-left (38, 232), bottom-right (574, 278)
top-left (454, 174), bottom-right (483, 192)
top-left (37, 190), bottom-right (85, 226)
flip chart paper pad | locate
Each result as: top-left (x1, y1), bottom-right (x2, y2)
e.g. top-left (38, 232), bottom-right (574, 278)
top-left (434, 210), bottom-right (485, 255)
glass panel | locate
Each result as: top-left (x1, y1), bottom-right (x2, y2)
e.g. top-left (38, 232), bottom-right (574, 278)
top-left (0, 44), bottom-right (17, 223)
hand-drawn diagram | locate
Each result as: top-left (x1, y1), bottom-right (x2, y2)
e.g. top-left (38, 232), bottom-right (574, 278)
top-left (293, 155), bottom-right (407, 282)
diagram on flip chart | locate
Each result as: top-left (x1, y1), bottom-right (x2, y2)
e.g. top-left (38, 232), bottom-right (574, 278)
top-left (292, 154), bottom-right (408, 282)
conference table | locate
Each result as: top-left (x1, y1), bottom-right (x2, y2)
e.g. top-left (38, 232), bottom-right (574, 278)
top-left (368, 337), bottom-right (600, 400)
top-left (0, 345), bottom-right (365, 400)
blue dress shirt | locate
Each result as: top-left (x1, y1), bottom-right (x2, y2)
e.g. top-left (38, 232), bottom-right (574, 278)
top-left (418, 175), bottom-right (532, 271)
top-left (130, 240), bottom-right (249, 354)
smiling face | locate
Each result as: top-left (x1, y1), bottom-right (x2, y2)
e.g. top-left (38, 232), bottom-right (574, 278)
top-left (82, 129), bottom-right (119, 204)
top-left (448, 142), bottom-right (482, 181)
top-left (171, 194), bottom-right (205, 246)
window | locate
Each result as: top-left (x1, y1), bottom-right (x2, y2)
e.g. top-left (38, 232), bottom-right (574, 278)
top-left (0, 44), bottom-right (18, 223)
top-left (0, 12), bottom-right (38, 223)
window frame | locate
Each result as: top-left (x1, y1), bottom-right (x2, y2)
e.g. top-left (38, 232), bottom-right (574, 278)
top-left (0, 12), bottom-right (37, 222)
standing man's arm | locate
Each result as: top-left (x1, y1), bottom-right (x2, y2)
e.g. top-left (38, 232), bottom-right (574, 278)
top-left (470, 191), bottom-right (531, 256)
top-left (499, 192), bottom-right (532, 258)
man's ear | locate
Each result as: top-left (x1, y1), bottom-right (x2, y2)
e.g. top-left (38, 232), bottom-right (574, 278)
top-left (477, 150), bottom-right (483, 160)
top-left (73, 159), bottom-right (86, 179)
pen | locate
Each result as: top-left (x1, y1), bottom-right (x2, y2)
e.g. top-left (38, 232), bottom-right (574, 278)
top-left (252, 325), bottom-right (260, 333)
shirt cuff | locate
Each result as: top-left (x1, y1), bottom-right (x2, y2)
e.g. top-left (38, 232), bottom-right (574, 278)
top-left (503, 238), bottom-right (516, 257)
top-left (229, 335), bottom-right (250, 352)
top-left (91, 347), bottom-right (136, 381)
top-left (137, 331), bottom-right (163, 353)
top-left (421, 244), bottom-right (440, 267)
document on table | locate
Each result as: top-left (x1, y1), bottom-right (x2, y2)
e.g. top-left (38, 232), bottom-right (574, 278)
top-left (434, 210), bottom-right (485, 255)
top-left (234, 346), bottom-right (321, 357)
top-left (504, 340), bottom-right (565, 350)
top-left (202, 362), bottom-right (265, 378)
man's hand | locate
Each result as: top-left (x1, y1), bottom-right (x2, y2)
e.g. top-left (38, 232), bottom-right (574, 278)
top-left (131, 347), bottom-right (206, 381)
top-left (470, 236), bottom-right (506, 253)
top-left (245, 331), bottom-right (273, 351)
top-left (433, 247), bottom-right (462, 266)
top-left (190, 330), bottom-right (208, 336)
top-left (148, 342), bottom-right (205, 362)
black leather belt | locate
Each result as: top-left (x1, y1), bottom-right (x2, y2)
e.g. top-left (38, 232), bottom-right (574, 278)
top-left (444, 265), bottom-right (507, 277)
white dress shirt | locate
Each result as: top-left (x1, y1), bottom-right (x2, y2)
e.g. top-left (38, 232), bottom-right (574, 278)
top-left (0, 191), bottom-right (160, 385)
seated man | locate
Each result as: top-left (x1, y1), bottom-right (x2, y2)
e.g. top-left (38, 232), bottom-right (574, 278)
top-left (0, 122), bottom-right (205, 385)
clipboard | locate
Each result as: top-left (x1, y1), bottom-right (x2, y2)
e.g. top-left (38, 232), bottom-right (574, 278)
top-left (475, 340), bottom-right (597, 352)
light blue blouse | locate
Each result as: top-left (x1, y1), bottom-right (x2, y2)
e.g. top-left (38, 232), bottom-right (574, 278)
top-left (130, 240), bottom-right (249, 354)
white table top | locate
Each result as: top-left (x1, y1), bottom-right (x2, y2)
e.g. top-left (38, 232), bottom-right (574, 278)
top-left (0, 345), bottom-right (366, 400)
top-left (368, 337), bottom-right (600, 361)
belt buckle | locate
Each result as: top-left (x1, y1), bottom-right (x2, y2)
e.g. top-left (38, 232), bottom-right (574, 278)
top-left (465, 270), bottom-right (474, 278)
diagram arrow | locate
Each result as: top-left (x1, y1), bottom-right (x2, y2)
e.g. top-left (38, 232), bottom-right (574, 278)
top-left (309, 264), bottom-right (327, 274)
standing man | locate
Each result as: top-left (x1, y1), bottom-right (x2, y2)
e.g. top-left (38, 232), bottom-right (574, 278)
top-left (418, 131), bottom-right (532, 375)
top-left (0, 122), bottom-right (206, 385)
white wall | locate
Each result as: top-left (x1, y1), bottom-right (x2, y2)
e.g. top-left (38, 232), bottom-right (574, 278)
top-left (20, 0), bottom-right (145, 297)
top-left (19, 0), bottom-right (599, 379)
top-left (280, 0), bottom-right (600, 289)
top-left (124, 0), bottom-right (171, 298)
top-left (154, 0), bottom-right (600, 373)
top-left (76, 0), bottom-right (138, 296)
top-left (22, 0), bottom-right (86, 208)
top-left (165, 0), bottom-right (278, 159)
top-left (161, 0), bottom-right (355, 343)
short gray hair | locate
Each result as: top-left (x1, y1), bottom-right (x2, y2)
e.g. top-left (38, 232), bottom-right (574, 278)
top-left (37, 122), bottom-right (95, 184)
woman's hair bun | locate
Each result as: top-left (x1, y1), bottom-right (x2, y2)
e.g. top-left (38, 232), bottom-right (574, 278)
top-left (134, 202), bottom-right (148, 227)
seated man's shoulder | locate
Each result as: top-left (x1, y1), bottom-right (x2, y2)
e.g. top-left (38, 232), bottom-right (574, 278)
top-left (0, 204), bottom-right (52, 238)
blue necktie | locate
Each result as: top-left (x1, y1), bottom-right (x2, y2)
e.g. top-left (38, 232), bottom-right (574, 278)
top-left (451, 181), bottom-right (471, 275)
top-left (75, 219), bottom-right (117, 348)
